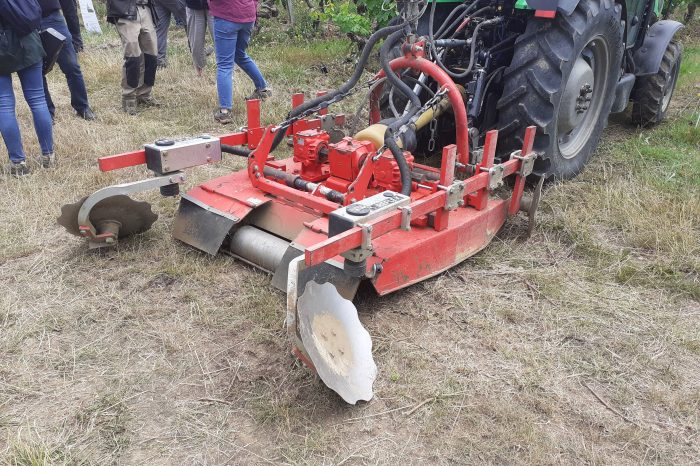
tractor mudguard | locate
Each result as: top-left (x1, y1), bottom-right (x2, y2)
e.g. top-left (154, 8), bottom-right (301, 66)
top-left (524, 0), bottom-right (578, 15)
top-left (611, 72), bottom-right (636, 113)
top-left (632, 20), bottom-right (684, 76)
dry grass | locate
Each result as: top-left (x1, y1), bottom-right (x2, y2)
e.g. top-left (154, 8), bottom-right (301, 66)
top-left (1, 10), bottom-right (699, 466)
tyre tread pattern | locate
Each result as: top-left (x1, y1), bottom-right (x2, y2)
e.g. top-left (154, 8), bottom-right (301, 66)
top-left (496, 0), bottom-right (622, 179)
top-left (631, 40), bottom-right (682, 127)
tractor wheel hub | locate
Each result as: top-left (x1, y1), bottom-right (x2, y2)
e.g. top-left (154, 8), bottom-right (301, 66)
top-left (559, 56), bottom-right (595, 135)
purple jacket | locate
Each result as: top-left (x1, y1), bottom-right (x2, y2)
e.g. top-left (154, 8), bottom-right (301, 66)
top-left (208, 0), bottom-right (256, 23)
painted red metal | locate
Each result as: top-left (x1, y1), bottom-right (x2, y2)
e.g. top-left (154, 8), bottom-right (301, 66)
top-left (99, 150), bottom-right (146, 172)
top-left (535, 9), bottom-right (557, 18)
top-left (468, 129), bottom-right (498, 210)
top-left (370, 57), bottom-right (470, 166)
top-left (434, 144), bottom-right (457, 231)
top-left (509, 126), bottom-right (537, 215)
top-left (95, 52), bottom-right (535, 309)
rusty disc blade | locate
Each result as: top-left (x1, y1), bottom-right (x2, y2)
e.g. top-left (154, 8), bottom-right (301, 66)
top-left (57, 195), bottom-right (157, 238)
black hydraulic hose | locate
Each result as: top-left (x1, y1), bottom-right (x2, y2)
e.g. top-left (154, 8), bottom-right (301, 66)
top-left (268, 21), bottom-right (407, 153)
top-left (379, 26), bottom-right (423, 196)
top-left (448, 5), bottom-right (492, 39)
top-left (380, 28), bottom-right (422, 109)
top-left (429, 9), bottom-right (499, 79)
top-left (221, 144), bottom-right (251, 157)
top-left (433, 3), bottom-right (469, 38)
top-left (385, 133), bottom-right (413, 196)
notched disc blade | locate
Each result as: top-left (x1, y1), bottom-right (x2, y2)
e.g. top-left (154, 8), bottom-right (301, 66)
top-left (57, 195), bottom-right (158, 238)
top-left (526, 175), bottom-right (545, 237)
top-left (297, 281), bottom-right (377, 404)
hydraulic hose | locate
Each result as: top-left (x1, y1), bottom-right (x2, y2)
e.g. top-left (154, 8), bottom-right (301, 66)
top-left (380, 28), bottom-right (422, 111)
top-left (428, 0), bottom-right (496, 79)
top-left (433, 3), bottom-right (469, 38)
top-left (221, 144), bottom-right (251, 157)
top-left (268, 21), bottom-right (407, 153)
top-left (385, 132), bottom-right (413, 196)
top-left (379, 27), bottom-right (423, 196)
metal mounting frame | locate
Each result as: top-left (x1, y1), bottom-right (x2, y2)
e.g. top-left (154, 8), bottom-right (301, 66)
top-left (78, 173), bottom-right (185, 238)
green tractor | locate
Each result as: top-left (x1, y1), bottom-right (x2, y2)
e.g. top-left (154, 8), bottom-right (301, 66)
top-left (386, 0), bottom-right (684, 179)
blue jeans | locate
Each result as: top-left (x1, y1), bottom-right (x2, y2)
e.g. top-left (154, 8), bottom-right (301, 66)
top-left (0, 61), bottom-right (54, 163)
top-left (212, 17), bottom-right (266, 109)
top-left (41, 10), bottom-right (90, 115)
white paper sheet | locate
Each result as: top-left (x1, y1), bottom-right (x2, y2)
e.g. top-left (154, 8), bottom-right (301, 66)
top-left (78, 0), bottom-right (102, 34)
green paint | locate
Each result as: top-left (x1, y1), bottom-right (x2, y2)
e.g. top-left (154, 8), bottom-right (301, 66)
top-left (514, 0), bottom-right (533, 9)
top-left (653, 0), bottom-right (663, 17)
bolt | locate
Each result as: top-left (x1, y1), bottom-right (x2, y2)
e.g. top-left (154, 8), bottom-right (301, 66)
top-left (205, 143), bottom-right (211, 149)
top-left (105, 237), bottom-right (115, 244)
top-left (457, 200), bottom-right (465, 207)
top-left (163, 165), bottom-right (170, 171)
top-left (255, 173), bottom-right (261, 178)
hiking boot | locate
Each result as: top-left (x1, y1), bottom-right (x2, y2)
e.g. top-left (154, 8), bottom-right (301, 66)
top-left (9, 161), bottom-right (30, 177)
top-left (214, 108), bottom-right (232, 124)
top-left (205, 46), bottom-right (214, 56)
top-left (137, 96), bottom-right (161, 107)
top-left (123, 99), bottom-right (138, 115)
top-left (77, 107), bottom-right (96, 121)
top-left (40, 152), bottom-right (55, 168)
top-left (246, 88), bottom-right (272, 101)
top-left (157, 59), bottom-right (168, 69)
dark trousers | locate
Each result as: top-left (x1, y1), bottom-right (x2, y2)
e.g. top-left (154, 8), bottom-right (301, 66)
top-left (60, 0), bottom-right (84, 51)
top-left (154, 0), bottom-right (186, 63)
top-left (41, 11), bottom-right (90, 116)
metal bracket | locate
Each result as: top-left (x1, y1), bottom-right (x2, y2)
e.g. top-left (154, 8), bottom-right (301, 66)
top-left (77, 172), bottom-right (186, 237)
top-left (441, 182), bottom-right (466, 211)
top-left (481, 164), bottom-right (505, 190)
top-left (510, 149), bottom-right (538, 177)
top-left (399, 206), bottom-right (412, 231)
top-left (319, 114), bottom-right (336, 132)
top-left (341, 223), bottom-right (373, 262)
top-left (471, 148), bottom-right (483, 165)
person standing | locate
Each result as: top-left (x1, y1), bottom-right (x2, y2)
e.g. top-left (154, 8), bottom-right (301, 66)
top-left (106, 0), bottom-right (159, 115)
top-left (0, 1), bottom-right (55, 175)
top-left (153, 0), bottom-right (186, 68)
top-left (209, 0), bottom-right (271, 124)
top-left (59, 0), bottom-right (83, 52)
top-left (185, 0), bottom-right (213, 76)
top-left (39, 0), bottom-right (96, 120)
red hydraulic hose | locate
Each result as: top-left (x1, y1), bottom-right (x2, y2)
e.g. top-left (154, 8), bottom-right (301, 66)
top-left (370, 56), bottom-right (470, 166)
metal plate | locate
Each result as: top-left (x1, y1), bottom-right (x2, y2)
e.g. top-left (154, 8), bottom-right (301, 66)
top-left (172, 195), bottom-right (238, 255)
top-left (297, 281), bottom-right (376, 404)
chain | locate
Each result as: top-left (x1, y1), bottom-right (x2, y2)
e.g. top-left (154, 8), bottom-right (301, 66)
top-left (276, 79), bottom-right (376, 132)
top-left (428, 113), bottom-right (438, 153)
top-left (424, 88), bottom-right (447, 153)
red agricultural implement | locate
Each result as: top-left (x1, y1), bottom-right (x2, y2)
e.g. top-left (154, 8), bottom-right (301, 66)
top-left (59, 42), bottom-right (544, 404)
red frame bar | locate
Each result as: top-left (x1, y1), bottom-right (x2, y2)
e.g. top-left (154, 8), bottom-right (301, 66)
top-left (304, 156), bottom-right (523, 267)
top-left (98, 150), bottom-right (147, 172)
top-left (468, 129), bottom-right (498, 210)
top-left (433, 144), bottom-right (457, 231)
top-left (508, 126), bottom-right (537, 215)
top-left (97, 92), bottom-right (345, 172)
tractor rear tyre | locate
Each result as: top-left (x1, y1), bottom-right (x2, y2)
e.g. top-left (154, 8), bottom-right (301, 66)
top-left (631, 41), bottom-right (682, 127)
top-left (497, 0), bottom-right (624, 179)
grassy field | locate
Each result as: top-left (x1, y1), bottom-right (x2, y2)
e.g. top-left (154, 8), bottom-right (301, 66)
top-left (1, 9), bottom-right (698, 466)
